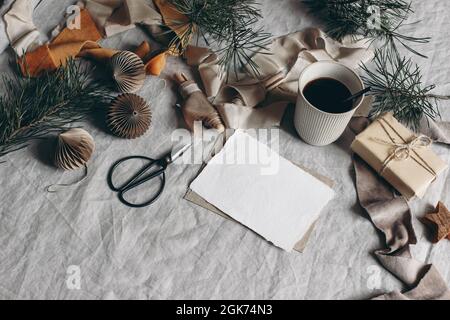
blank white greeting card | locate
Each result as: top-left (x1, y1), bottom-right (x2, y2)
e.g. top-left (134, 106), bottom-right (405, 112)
top-left (190, 131), bottom-right (335, 251)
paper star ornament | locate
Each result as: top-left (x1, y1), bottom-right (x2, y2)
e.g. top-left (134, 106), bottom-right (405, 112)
top-left (423, 202), bottom-right (450, 243)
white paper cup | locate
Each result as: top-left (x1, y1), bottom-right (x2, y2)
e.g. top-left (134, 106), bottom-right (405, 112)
top-left (294, 61), bottom-right (365, 146)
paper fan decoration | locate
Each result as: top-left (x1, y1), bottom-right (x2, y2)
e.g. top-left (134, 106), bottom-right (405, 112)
top-left (54, 128), bottom-right (95, 170)
top-left (110, 51), bottom-right (145, 93)
top-left (107, 93), bottom-right (152, 139)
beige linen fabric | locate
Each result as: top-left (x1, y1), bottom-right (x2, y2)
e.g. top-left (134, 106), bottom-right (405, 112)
top-left (1, 0), bottom-right (449, 300)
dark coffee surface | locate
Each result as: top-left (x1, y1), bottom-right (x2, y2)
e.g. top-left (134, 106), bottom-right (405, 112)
top-left (303, 78), bottom-right (353, 113)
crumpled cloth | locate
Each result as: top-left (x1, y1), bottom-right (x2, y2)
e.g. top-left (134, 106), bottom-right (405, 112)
top-left (350, 117), bottom-right (450, 300)
top-left (18, 4), bottom-right (166, 78)
top-left (84, 0), bottom-right (162, 38)
top-left (3, 0), bottom-right (163, 56)
top-left (18, 8), bottom-right (102, 76)
top-left (0, 0), bottom-right (15, 54)
top-left (185, 28), bottom-right (374, 129)
top-left (3, 0), bottom-right (41, 55)
top-left (177, 74), bottom-right (225, 132)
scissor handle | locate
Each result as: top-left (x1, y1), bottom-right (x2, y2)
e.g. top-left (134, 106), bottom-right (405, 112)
top-left (108, 156), bottom-right (153, 192)
top-left (119, 172), bottom-right (166, 208)
top-left (107, 156), bottom-right (167, 208)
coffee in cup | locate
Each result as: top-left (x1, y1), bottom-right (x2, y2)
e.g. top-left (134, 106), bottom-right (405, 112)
top-left (294, 61), bottom-right (365, 146)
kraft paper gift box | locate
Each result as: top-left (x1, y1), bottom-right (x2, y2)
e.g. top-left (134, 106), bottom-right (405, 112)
top-left (351, 113), bottom-right (448, 200)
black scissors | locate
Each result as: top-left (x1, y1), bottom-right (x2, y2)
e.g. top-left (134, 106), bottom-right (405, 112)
top-left (108, 143), bottom-right (192, 208)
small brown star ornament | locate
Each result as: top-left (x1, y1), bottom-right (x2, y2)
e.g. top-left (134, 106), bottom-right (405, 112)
top-left (422, 202), bottom-right (450, 243)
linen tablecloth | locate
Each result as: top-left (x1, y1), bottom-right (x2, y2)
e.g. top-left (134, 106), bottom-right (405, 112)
top-left (0, 0), bottom-right (448, 299)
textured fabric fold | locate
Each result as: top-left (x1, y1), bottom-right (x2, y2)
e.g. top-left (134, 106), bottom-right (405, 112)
top-left (18, 4), bottom-right (166, 77)
top-left (84, 0), bottom-right (122, 31)
top-left (351, 117), bottom-right (450, 300)
top-left (185, 28), bottom-right (374, 130)
top-left (84, 0), bottom-right (162, 38)
top-left (176, 75), bottom-right (225, 132)
top-left (18, 8), bottom-right (102, 76)
top-left (216, 102), bottom-right (287, 130)
top-left (3, 0), bottom-right (41, 55)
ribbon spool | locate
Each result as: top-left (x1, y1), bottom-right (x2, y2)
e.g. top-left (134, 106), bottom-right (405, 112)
top-left (175, 73), bottom-right (225, 132)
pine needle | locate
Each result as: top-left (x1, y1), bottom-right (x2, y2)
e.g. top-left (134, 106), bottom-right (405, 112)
top-left (302, 0), bottom-right (430, 58)
top-left (361, 49), bottom-right (445, 131)
top-left (0, 60), bottom-right (114, 159)
top-left (165, 0), bottom-right (271, 78)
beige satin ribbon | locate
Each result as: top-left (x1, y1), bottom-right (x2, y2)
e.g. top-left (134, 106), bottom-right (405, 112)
top-left (3, 0), bottom-right (41, 55)
top-left (176, 74), bottom-right (225, 132)
top-left (84, 0), bottom-right (163, 38)
top-left (179, 82), bottom-right (201, 99)
top-left (185, 28), bottom-right (374, 130)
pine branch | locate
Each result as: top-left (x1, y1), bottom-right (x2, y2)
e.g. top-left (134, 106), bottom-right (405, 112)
top-left (361, 49), bottom-right (445, 131)
top-left (0, 60), bottom-right (114, 159)
top-left (165, 0), bottom-right (271, 78)
top-left (302, 0), bottom-right (430, 58)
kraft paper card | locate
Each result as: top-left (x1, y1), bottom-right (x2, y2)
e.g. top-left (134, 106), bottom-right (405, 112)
top-left (185, 158), bottom-right (334, 253)
top-left (189, 131), bottom-right (335, 251)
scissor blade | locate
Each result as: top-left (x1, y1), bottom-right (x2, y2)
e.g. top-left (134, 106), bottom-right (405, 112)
top-left (170, 143), bottom-right (192, 163)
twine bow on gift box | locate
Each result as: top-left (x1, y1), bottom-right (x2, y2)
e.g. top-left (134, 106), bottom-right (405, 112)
top-left (374, 135), bottom-right (432, 161)
top-left (372, 120), bottom-right (437, 178)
